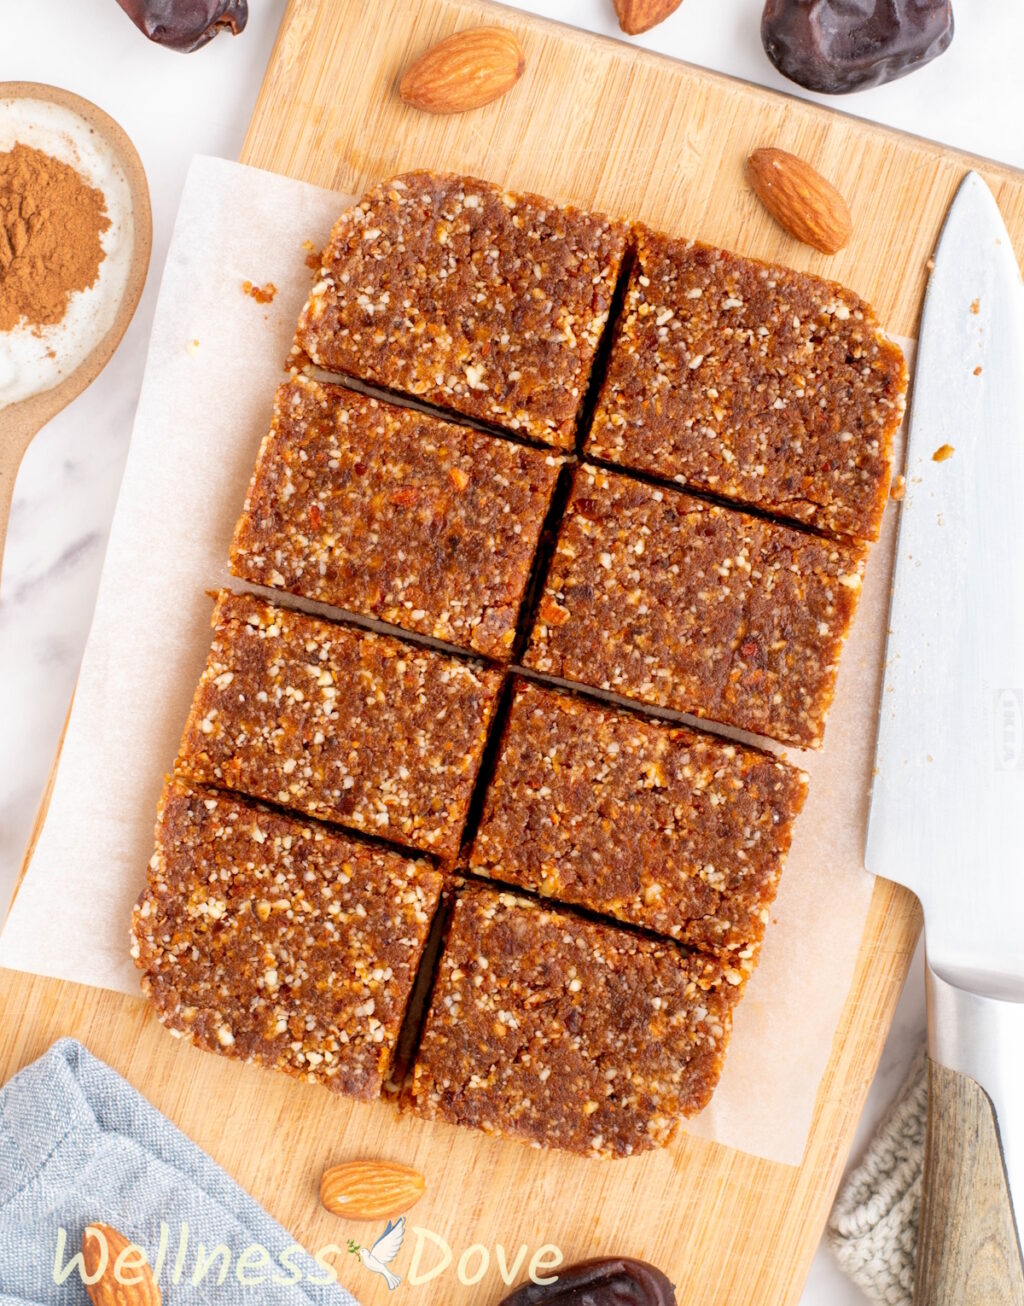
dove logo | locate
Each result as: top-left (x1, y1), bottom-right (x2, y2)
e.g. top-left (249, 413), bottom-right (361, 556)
top-left (994, 688), bottom-right (1024, 770)
top-left (348, 1218), bottom-right (406, 1291)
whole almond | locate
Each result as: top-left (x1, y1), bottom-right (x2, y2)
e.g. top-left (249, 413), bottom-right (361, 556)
top-left (613, 0), bottom-right (684, 35)
top-left (400, 27), bottom-right (525, 115)
top-left (746, 148), bottom-right (852, 254)
top-left (82, 1224), bottom-right (162, 1306)
top-left (321, 1160), bottom-right (426, 1221)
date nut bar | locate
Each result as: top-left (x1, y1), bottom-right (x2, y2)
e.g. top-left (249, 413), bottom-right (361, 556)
top-left (406, 886), bottom-right (739, 1158)
top-left (175, 591), bottom-right (503, 858)
top-left (524, 465), bottom-right (867, 749)
top-left (587, 226), bottom-right (907, 541)
top-left (131, 778), bottom-right (444, 1100)
top-left (230, 376), bottom-right (563, 660)
top-left (470, 680), bottom-right (807, 962)
top-left (294, 172), bottom-right (629, 449)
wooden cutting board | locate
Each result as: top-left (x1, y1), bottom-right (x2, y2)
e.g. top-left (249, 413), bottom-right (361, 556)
top-left (5, 1), bottom-right (1024, 1301)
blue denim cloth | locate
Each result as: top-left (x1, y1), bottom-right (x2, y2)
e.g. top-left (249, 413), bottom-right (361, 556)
top-left (0, 1039), bottom-right (360, 1305)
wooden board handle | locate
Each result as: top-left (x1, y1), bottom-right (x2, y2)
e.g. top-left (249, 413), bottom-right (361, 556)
top-left (915, 1060), bottom-right (1024, 1305)
top-left (0, 424), bottom-right (27, 584)
top-left (0, 397), bottom-right (47, 583)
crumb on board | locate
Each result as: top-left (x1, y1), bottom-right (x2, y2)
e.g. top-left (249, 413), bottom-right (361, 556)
top-left (932, 444), bottom-right (955, 463)
top-left (970, 299), bottom-right (980, 315)
top-left (242, 279), bottom-right (278, 304)
top-left (974, 365), bottom-right (983, 376)
top-left (186, 338), bottom-right (200, 356)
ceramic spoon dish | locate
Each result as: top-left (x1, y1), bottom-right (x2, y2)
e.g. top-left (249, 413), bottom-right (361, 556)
top-left (0, 81), bottom-right (151, 578)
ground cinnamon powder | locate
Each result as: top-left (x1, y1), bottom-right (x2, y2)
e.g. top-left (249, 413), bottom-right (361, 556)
top-left (0, 142), bottom-right (110, 333)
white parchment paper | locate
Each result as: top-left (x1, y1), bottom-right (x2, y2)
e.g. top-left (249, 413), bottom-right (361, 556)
top-left (0, 156), bottom-right (912, 1166)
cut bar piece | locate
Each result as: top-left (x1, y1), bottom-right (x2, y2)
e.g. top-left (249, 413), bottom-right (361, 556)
top-left (230, 376), bottom-right (563, 660)
top-left (131, 778), bottom-right (444, 1100)
top-left (524, 465), bottom-right (867, 748)
top-left (406, 886), bottom-right (738, 1158)
top-left (470, 680), bottom-right (807, 961)
top-left (175, 591), bottom-right (503, 858)
top-left (587, 226), bottom-right (908, 541)
top-left (294, 172), bottom-right (629, 450)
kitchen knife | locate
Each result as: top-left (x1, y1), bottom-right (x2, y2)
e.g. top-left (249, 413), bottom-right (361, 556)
top-left (867, 170), bottom-right (1024, 1305)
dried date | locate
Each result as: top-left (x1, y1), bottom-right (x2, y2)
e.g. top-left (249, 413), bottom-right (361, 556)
top-left (115, 0), bottom-right (248, 53)
top-left (761, 0), bottom-right (954, 94)
top-left (500, 1257), bottom-right (676, 1306)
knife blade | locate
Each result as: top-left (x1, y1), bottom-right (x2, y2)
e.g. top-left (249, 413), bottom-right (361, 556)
top-left (867, 170), bottom-right (1024, 985)
top-left (866, 170), bottom-right (1024, 1301)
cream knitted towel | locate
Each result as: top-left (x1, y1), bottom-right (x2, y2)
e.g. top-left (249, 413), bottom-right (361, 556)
top-left (828, 1047), bottom-right (928, 1306)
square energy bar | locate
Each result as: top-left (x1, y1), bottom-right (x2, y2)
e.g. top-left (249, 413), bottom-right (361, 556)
top-left (294, 172), bottom-right (629, 449)
top-left (230, 376), bottom-right (563, 660)
top-left (524, 465), bottom-right (867, 748)
top-left (470, 680), bottom-right (807, 962)
top-left (175, 591), bottom-right (503, 858)
top-left (587, 227), bottom-right (908, 541)
top-left (131, 778), bottom-right (444, 1100)
top-left (406, 886), bottom-right (739, 1158)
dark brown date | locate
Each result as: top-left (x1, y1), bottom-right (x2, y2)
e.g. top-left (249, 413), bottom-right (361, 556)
top-left (761, 0), bottom-right (954, 94)
top-left (115, 0), bottom-right (248, 53)
top-left (499, 1257), bottom-right (676, 1306)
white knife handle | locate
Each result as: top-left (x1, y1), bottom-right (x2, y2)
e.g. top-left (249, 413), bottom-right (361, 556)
top-left (914, 959), bottom-right (1024, 1304)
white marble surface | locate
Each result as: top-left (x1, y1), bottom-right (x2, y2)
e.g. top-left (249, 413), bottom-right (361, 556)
top-left (5, 2), bottom-right (1021, 1300)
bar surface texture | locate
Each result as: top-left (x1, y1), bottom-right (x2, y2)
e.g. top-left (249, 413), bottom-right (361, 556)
top-left (230, 376), bottom-right (563, 660)
top-left (524, 465), bottom-right (867, 748)
top-left (294, 171), bottom-right (629, 449)
top-left (470, 680), bottom-right (808, 961)
top-left (587, 227), bottom-right (907, 541)
top-left (407, 886), bottom-right (738, 1158)
top-left (132, 778), bottom-right (444, 1100)
top-left (175, 591), bottom-right (503, 857)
